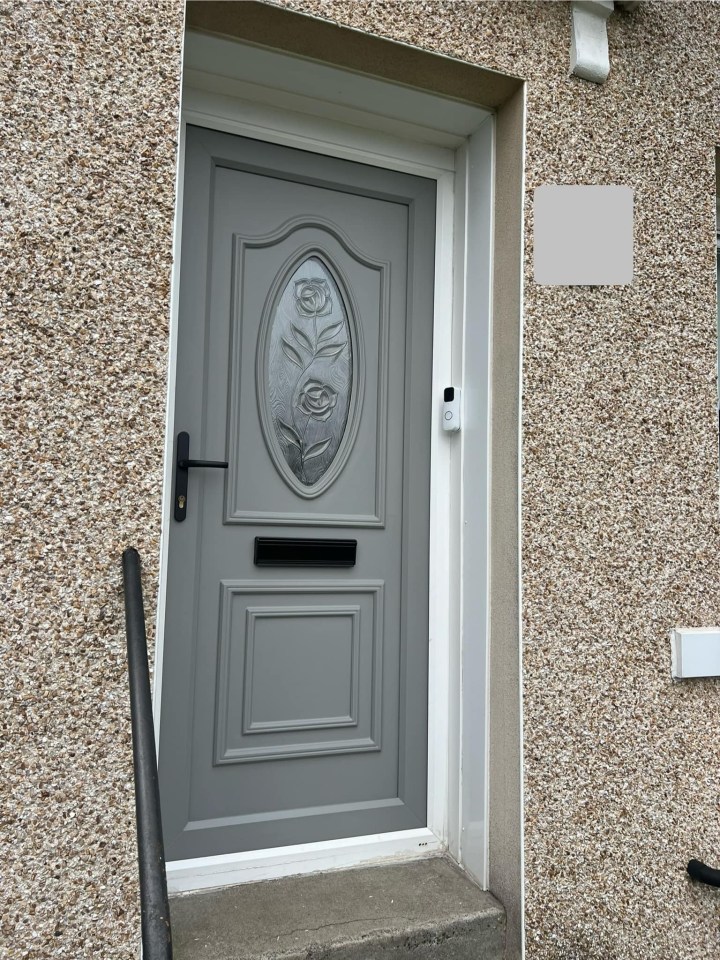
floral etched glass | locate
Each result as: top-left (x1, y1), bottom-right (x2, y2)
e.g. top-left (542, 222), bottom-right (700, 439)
top-left (266, 256), bottom-right (353, 487)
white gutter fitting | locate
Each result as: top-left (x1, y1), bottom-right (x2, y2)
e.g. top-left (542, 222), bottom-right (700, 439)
top-left (570, 1), bottom-right (639, 85)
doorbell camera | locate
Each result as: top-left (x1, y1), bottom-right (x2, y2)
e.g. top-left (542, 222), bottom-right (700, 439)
top-left (442, 387), bottom-right (461, 433)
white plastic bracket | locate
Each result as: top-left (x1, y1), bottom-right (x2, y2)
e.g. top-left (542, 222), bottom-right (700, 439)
top-left (670, 628), bottom-right (720, 679)
top-left (570, 1), bottom-right (614, 84)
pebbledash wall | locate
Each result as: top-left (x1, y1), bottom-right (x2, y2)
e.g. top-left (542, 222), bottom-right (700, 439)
top-left (2, 1), bottom-right (719, 958)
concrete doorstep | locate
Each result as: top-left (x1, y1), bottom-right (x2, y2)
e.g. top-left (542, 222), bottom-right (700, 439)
top-left (169, 855), bottom-right (505, 960)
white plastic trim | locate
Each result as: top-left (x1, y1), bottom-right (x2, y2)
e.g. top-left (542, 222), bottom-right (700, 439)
top-left (166, 828), bottom-right (442, 893)
top-left (570, 1), bottom-right (614, 84)
top-left (670, 628), bottom-right (720, 679)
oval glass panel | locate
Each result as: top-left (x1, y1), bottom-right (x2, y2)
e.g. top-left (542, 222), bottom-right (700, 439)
top-left (265, 256), bottom-right (354, 489)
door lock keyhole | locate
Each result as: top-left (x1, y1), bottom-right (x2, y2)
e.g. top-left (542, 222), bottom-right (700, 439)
top-left (173, 432), bottom-right (228, 522)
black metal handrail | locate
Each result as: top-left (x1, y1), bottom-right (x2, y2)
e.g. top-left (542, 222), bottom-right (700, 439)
top-left (122, 547), bottom-right (173, 959)
top-left (687, 858), bottom-right (720, 888)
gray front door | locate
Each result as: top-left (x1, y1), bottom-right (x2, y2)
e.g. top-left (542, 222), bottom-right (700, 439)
top-left (159, 126), bottom-right (435, 861)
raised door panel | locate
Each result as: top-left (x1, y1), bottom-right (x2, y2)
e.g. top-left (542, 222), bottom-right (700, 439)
top-left (214, 581), bottom-right (383, 764)
top-left (225, 212), bottom-right (392, 527)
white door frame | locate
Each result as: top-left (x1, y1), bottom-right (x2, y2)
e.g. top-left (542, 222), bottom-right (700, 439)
top-left (153, 34), bottom-right (494, 895)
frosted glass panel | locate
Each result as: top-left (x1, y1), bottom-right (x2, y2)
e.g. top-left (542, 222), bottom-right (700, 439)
top-left (266, 257), bottom-right (353, 487)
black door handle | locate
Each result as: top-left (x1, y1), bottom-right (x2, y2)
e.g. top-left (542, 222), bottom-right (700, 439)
top-left (174, 431), bottom-right (228, 522)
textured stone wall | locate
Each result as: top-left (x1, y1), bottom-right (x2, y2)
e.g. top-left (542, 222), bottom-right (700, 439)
top-left (1, 2), bottom-right (183, 957)
top-left (2, 2), bottom-right (719, 959)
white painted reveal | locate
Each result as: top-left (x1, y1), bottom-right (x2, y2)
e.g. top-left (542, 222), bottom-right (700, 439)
top-left (155, 29), bottom-right (496, 893)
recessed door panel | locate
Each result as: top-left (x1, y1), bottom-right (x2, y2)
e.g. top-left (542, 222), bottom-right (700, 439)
top-left (159, 127), bottom-right (435, 860)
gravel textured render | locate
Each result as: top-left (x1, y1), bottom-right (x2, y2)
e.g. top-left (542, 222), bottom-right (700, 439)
top-left (2, 2), bottom-right (719, 959)
top-left (1, 2), bottom-right (184, 957)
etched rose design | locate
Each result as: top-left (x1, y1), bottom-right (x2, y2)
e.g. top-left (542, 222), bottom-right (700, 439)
top-left (265, 256), bottom-right (353, 489)
top-left (294, 278), bottom-right (332, 318)
top-left (297, 379), bottom-right (338, 422)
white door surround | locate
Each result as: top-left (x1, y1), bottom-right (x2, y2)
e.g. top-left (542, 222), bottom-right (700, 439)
top-left (154, 29), bottom-right (495, 895)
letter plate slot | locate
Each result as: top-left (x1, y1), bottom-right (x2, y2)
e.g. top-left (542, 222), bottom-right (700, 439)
top-left (254, 538), bottom-right (357, 567)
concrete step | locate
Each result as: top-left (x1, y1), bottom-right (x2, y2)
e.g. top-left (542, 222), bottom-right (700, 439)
top-left (170, 855), bottom-right (505, 960)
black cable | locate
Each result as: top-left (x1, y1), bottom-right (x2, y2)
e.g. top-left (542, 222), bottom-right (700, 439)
top-left (687, 859), bottom-right (720, 888)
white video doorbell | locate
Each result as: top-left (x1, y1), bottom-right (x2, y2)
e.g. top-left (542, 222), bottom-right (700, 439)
top-left (442, 386), bottom-right (461, 433)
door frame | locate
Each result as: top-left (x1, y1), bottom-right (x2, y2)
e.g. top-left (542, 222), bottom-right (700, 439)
top-left (153, 35), bottom-right (494, 894)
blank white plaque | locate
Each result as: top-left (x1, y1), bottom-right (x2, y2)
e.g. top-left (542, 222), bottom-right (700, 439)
top-left (534, 185), bottom-right (634, 285)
